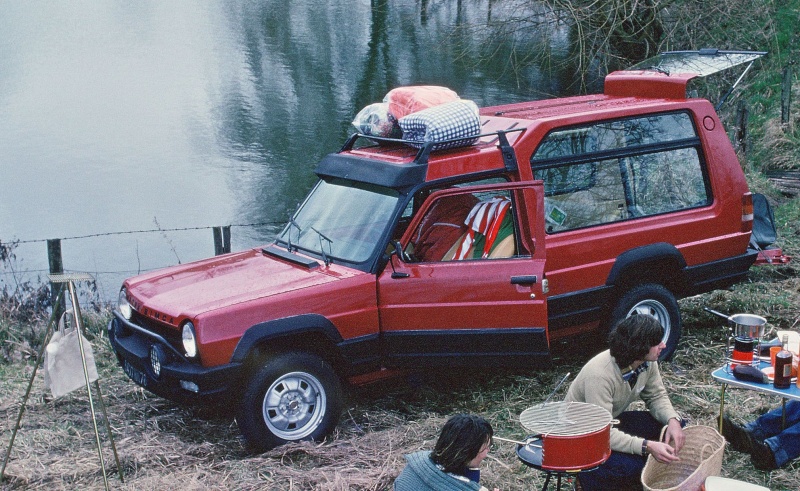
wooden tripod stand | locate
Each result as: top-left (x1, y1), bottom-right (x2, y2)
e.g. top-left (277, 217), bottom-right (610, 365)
top-left (1, 273), bottom-right (123, 489)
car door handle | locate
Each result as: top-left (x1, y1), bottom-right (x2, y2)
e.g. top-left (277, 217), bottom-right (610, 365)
top-left (510, 275), bottom-right (537, 285)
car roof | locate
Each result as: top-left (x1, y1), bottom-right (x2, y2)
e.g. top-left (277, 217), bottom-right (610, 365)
top-left (327, 50), bottom-right (766, 188)
top-left (326, 88), bottom-right (694, 189)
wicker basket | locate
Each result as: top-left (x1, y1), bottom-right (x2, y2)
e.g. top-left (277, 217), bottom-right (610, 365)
top-left (641, 425), bottom-right (725, 491)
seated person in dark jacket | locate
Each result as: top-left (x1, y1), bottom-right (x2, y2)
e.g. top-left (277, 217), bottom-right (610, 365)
top-left (721, 400), bottom-right (800, 471)
top-left (394, 414), bottom-right (498, 491)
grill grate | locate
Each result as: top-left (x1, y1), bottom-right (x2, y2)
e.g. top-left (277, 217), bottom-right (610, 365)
top-left (520, 401), bottom-right (611, 437)
top-left (48, 272), bottom-right (94, 283)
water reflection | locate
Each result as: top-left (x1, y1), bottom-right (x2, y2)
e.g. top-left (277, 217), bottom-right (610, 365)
top-left (0, 0), bottom-right (582, 300)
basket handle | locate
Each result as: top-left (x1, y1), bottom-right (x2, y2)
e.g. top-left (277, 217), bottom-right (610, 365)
top-left (646, 425), bottom-right (670, 457)
top-left (700, 443), bottom-right (715, 461)
top-left (658, 424), bottom-right (668, 441)
top-left (57, 309), bottom-right (75, 336)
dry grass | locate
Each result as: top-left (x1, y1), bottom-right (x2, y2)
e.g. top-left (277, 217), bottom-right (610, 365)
top-left (2, 269), bottom-right (800, 491)
top-left (760, 119), bottom-right (800, 171)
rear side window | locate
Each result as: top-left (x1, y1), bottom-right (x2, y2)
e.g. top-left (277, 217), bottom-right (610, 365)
top-left (531, 112), bottom-right (710, 232)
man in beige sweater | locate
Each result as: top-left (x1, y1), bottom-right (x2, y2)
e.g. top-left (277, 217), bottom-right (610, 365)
top-left (565, 315), bottom-right (685, 491)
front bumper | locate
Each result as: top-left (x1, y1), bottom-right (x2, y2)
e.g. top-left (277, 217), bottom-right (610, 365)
top-left (108, 311), bottom-right (242, 405)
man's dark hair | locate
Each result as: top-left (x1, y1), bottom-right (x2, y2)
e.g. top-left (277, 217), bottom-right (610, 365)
top-left (430, 414), bottom-right (493, 473)
top-left (608, 315), bottom-right (664, 367)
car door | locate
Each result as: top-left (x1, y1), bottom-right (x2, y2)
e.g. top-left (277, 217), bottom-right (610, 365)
top-left (377, 181), bottom-right (549, 368)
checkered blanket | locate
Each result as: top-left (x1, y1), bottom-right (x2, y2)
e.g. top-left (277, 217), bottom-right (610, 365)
top-left (398, 100), bottom-right (481, 150)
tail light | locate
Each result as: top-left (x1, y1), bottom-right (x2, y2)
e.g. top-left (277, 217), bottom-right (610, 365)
top-left (741, 192), bottom-right (753, 232)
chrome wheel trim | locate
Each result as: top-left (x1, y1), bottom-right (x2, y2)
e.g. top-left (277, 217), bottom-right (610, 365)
top-left (262, 371), bottom-right (326, 440)
top-left (626, 298), bottom-right (671, 345)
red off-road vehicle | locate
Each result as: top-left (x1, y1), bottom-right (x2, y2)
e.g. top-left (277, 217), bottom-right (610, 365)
top-left (109, 50), bottom-right (781, 452)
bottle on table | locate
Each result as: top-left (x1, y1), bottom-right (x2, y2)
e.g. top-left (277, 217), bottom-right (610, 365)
top-left (773, 334), bottom-right (793, 389)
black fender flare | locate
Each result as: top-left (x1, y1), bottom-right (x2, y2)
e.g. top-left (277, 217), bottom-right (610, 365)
top-left (231, 314), bottom-right (343, 364)
top-left (606, 242), bottom-right (690, 295)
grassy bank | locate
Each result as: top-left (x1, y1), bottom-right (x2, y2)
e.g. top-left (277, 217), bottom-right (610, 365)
top-left (2, 1), bottom-right (800, 490)
top-left (3, 287), bottom-right (800, 491)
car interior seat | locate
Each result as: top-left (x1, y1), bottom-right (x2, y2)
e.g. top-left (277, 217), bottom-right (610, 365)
top-left (442, 197), bottom-right (515, 261)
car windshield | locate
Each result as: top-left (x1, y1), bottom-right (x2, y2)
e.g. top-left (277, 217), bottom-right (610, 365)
top-left (277, 178), bottom-right (400, 264)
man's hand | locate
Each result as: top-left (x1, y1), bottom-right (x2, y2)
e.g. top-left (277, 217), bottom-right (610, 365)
top-left (663, 418), bottom-right (685, 453)
top-left (647, 440), bottom-right (680, 463)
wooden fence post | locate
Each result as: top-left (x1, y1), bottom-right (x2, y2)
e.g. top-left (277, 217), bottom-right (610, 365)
top-left (222, 226), bottom-right (231, 254)
top-left (782, 64), bottom-right (793, 126)
top-left (47, 239), bottom-right (65, 319)
top-left (213, 226), bottom-right (231, 256)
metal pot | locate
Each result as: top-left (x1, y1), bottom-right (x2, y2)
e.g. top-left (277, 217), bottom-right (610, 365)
top-left (516, 402), bottom-right (612, 471)
top-left (704, 307), bottom-right (767, 339)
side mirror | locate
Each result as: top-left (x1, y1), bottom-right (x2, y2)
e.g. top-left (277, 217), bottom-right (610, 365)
top-left (389, 241), bottom-right (410, 279)
top-left (392, 241), bottom-right (406, 261)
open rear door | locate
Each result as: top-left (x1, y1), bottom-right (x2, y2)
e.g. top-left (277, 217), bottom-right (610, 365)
top-left (628, 49), bottom-right (766, 77)
top-left (627, 49), bottom-right (767, 108)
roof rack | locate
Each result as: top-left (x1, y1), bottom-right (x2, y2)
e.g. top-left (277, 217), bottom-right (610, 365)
top-left (339, 128), bottom-right (525, 169)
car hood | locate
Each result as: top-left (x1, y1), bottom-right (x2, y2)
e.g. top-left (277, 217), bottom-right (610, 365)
top-left (124, 246), bottom-right (360, 320)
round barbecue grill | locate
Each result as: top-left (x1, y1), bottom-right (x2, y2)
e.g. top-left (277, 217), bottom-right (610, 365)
top-left (516, 401), bottom-right (613, 472)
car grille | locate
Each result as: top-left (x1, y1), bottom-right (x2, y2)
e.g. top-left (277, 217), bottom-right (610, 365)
top-left (130, 310), bottom-right (182, 349)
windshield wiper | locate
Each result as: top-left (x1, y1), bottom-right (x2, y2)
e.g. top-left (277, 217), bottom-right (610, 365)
top-left (309, 226), bottom-right (333, 266)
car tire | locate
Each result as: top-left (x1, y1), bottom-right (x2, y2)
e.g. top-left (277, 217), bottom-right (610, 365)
top-left (609, 283), bottom-right (682, 361)
top-left (236, 352), bottom-right (343, 453)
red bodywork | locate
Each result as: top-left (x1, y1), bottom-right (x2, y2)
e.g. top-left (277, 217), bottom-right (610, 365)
top-left (116, 70), bottom-right (756, 385)
top-left (124, 248), bottom-right (378, 367)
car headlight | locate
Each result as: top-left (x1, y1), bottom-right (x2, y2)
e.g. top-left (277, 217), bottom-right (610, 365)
top-left (182, 322), bottom-right (198, 358)
top-left (118, 288), bottom-right (132, 320)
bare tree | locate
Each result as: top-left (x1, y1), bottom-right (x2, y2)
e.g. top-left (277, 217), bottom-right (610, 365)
top-left (453, 0), bottom-right (775, 94)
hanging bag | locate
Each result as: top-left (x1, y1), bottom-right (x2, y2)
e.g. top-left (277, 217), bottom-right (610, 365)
top-left (44, 309), bottom-right (99, 398)
top-left (641, 425), bottom-right (725, 491)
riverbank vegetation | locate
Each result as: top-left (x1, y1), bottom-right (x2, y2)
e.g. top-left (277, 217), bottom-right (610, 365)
top-left (2, 0), bottom-right (800, 489)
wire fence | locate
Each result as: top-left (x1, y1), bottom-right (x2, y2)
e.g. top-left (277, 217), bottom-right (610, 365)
top-left (10, 222), bottom-right (280, 245)
top-left (0, 221), bottom-right (285, 303)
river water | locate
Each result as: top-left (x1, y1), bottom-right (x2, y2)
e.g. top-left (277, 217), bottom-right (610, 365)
top-left (0, 1), bottom-right (586, 301)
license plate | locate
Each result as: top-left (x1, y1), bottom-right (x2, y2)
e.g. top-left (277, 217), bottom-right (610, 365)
top-left (123, 359), bottom-right (148, 388)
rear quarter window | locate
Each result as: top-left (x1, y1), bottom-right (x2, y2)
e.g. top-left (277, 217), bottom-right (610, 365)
top-left (531, 112), bottom-right (710, 232)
